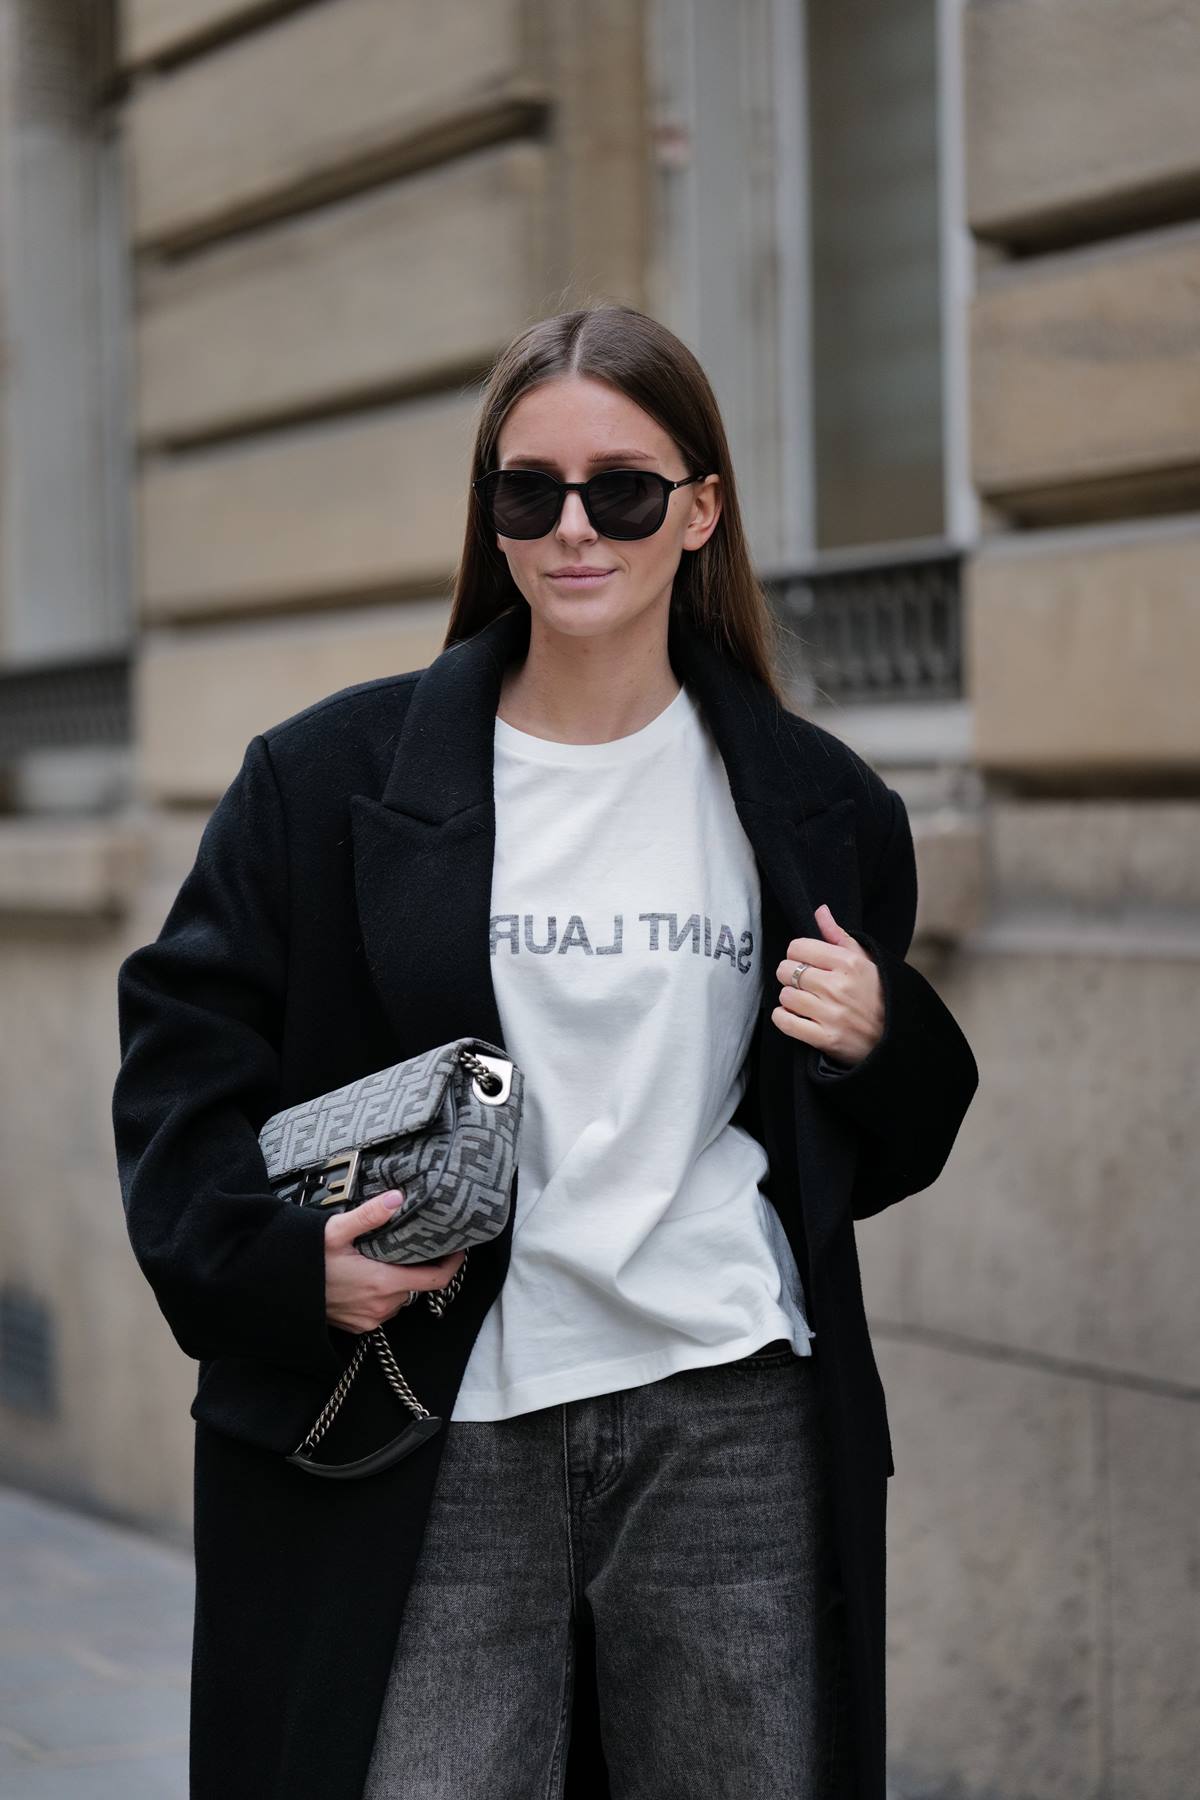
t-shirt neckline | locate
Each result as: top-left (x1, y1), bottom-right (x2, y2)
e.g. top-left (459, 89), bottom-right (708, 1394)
top-left (493, 681), bottom-right (694, 767)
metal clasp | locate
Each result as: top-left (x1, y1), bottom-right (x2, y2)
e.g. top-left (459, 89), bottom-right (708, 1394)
top-left (469, 1053), bottom-right (512, 1106)
top-left (298, 1147), bottom-right (361, 1208)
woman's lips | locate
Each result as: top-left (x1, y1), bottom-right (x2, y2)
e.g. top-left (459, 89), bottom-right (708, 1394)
top-left (546, 569), bottom-right (615, 585)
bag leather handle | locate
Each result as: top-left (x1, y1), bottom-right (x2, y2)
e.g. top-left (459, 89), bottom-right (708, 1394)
top-left (285, 1414), bottom-right (442, 1479)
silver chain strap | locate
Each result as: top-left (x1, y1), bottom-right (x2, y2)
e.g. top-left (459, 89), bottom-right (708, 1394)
top-left (425, 1246), bottom-right (469, 1317)
top-left (364, 1325), bottom-right (434, 1419)
top-left (295, 1334), bottom-right (374, 1451)
top-left (292, 1045), bottom-right (493, 1457)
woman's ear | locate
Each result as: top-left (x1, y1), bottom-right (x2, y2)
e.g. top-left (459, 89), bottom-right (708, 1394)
top-left (686, 475), bottom-right (722, 549)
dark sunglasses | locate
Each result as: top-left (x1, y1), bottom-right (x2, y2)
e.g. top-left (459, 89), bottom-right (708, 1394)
top-left (473, 466), bottom-right (715, 542)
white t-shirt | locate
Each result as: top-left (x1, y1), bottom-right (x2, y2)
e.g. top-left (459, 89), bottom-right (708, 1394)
top-left (450, 678), bottom-right (814, 1421)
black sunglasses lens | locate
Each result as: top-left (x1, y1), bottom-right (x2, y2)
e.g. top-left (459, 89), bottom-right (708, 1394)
top-left (485, 472), bottom-right (560, 538)
top-left (482, 470), bottom-right (668, 540)
top-left (586, 471), bottom-right (666, 539)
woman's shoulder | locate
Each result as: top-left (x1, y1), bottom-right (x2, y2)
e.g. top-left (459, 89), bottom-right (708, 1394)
top-left (251, 666), bottom-right (426, 809)
top-left (261, 666), bottom-right (424, 746)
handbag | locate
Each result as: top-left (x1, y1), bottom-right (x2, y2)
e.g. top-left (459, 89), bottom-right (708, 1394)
top-left (257, 1037), bottom-right (523, 1480)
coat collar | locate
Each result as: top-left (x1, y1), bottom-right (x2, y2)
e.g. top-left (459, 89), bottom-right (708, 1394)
top-left (377, 600), bottom-right (835, 824)
top-left (349, 602), bottom-right (861, 1255)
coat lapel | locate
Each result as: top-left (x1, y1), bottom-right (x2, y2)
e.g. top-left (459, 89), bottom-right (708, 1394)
top-left (351, 602), bottom-right (864, 1256)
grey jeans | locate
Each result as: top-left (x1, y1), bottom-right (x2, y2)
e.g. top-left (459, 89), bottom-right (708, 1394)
top-left (363, 1342), bottom-right (851, 1799)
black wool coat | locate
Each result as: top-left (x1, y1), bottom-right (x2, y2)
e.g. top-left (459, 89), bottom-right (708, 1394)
top-left (111, 599), bottom-right (978, 1800)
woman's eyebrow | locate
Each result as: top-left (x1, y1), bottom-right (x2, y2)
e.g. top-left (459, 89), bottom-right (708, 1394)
top-left (500, 449), bottom-right (656, 470)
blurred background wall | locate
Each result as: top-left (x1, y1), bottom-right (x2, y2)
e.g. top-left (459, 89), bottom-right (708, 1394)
top-left (0, 3), bottom-right (1196, 1794)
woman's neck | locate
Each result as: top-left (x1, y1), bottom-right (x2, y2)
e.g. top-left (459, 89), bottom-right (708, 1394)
top-left (496, 612), bottom-right (681, 746)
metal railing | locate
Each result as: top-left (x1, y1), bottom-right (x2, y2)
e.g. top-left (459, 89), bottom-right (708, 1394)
top-left (762, 545), bottom-right (964, 707)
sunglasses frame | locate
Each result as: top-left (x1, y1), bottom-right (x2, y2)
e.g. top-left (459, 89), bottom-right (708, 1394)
top-left (472, 467), bottom-right (716, 541)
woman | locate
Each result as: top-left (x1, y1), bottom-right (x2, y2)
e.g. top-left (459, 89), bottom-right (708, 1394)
top-left (112, 303), bottom-right (978, 1800)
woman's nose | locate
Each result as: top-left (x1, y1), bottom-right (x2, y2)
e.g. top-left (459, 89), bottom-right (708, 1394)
top-left (556, 490), bottom-right (594, 537)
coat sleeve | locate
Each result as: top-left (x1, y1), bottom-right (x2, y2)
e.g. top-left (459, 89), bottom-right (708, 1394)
top-left (803, 784), bottom-right (979, 1218)
top-left (111, 733), bottom-right (344, 1380)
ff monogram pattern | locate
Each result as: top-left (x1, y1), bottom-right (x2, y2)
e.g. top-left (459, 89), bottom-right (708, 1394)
top-left (258, 1039), bottom-right (524, 1266)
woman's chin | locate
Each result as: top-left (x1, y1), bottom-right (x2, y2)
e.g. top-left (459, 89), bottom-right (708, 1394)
top-left (530, 586), bottom-right (636, 637)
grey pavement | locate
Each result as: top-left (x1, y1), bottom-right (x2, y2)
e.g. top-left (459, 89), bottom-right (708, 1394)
top-left (0, 1483), bottom-right (191, 1798)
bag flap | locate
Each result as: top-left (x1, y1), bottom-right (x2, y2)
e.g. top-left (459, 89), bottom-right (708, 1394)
top-left (257, 1039), bottom-right (467, 1180)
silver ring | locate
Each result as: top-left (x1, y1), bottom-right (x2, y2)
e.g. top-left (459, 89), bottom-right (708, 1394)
top-left (791, 961), bottom-right (809, 990)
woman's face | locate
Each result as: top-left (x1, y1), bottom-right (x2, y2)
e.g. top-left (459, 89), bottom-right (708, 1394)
top-left (489, 374), bottom-right (721, 645)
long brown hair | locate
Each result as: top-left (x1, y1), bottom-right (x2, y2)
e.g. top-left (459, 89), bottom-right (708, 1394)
top-left (442, 303), bottom-right (791, 707)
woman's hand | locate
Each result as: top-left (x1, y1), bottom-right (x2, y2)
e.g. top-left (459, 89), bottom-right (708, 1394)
top-left (323, 1190), bottom-right (466, 1335)
top-left (772, 902), bottom-right (885, 1069)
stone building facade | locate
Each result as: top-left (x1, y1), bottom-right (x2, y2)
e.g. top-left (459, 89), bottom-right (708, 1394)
top-left (0, 3), bottom-right (1195, 1793)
